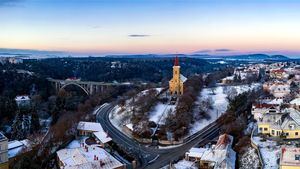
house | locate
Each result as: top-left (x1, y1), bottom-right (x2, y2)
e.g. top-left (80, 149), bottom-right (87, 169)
top-left (270, 69), bottom-right (287, 79)
top-left (77, 122), bottom-right (112, 147)
top-left (258, 108), bottom-right (300, 139)
top-left (221, 76), bottom-right (234, 84)
top-left (185, 147), bottom-right (207, 162)
top-left (251, 103), bottom-right (280, 121)
top-left (280, 109), bottom-right (300, 139)
top-left (199, 134), bottom-right (236, 169)
top-left (263, 82), bottom-right (290, 98)
top-left (290, 98), bottom-right (300, 111)
top-left (77, 121), bottom-right (103, 136)
top-left (15, 95), bottom-right (31, 107)
top-left (8, 139), bottom-right (31, 160)
top-left (257, 110), bottom-right (286, 136)
top-left (169, 56), bottom-right (187, 96)
top-left (0, 132), bottom-right (8, 169)
top-left (56, 145), bottom-right (124, 169)
top-left (280, 147), bottom-right (300, 169)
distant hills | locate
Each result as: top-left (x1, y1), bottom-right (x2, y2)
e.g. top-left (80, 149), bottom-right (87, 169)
top-left (192, 54), bottom-right (290, 61)
top-left (105, 53), bottom-right (290, 61)
top-left (0, 48), bottom-right (292, 61)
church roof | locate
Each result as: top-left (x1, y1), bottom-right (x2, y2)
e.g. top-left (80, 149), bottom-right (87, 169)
top-left (180, 74), bottom-right (187, 83)
top-left (174, 56), bottom-right (179, 66)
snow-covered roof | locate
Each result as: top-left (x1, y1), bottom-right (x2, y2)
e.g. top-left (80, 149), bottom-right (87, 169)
top-left (8, 140), bottom-right (23, 150)
top-left (8, 139), bottom-right (31, 158)
top-left (77, 122), bottom-right (102, 132)
top-left (280, 147), bottom-right (300, 167)
top-left (281, 109), bottom-right (300, 130)
top-left (93, 131), bottom-right (112, 144)
top-left (15, 95), bottom-right (30, 101)
top-left (125, 123), bottom-right (133, 131)
top-left (186, 147), bottom-right (207, 158)
top-left (173, 160), bottom-right (197, 169)
top-left (57, 145), bottom-right (123, 169)
top-left (0, 132), bottom-right (7, 141)
top-left (201, 134), bottom-right (236, 169)
top-left (267, 98), bottom-right (284, 105)
top-left (290, 98), bottom-right (300, 105)
top-left (222, 76), bottom-right (234, 81)
top-left (180, 74), bottom-right (187, 83)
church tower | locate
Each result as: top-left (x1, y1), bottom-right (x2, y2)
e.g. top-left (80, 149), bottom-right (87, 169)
top-left (169, 56), bottom-right (187, 96)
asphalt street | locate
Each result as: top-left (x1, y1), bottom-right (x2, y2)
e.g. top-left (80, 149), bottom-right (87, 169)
top-left (96, 103), bottom-right (221, 169)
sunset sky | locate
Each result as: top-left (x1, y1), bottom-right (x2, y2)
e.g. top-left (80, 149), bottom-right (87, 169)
top-left (1, 0), bottom-right (300, 57)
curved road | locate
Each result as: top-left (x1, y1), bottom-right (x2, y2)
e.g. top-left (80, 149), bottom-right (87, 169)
top-left (96, 103), bottom-right (221, 169)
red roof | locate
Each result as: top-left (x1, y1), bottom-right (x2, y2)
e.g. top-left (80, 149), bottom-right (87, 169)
top-left (253, 103), bottom-right (276, 109)
top-left (215, 134), bottom-right (231, 149)
top-left (271, 69), bottom-right (285, 73)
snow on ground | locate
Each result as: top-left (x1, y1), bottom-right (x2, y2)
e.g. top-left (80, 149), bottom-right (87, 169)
top-left (252, 136), bottom-right (280, 169)
top-left (110, 88), bottom-right (166, 131)
top-left (189, 83), bottom-right (261, 135)
top-left (173, 160), bottom-right (197, 169)
top-left (148, 103), bottom-right (175, 124)
top-left (239, 147), bottom-right (260, 169)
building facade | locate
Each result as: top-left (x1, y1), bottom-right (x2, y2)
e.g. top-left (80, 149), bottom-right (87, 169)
top-left (0, 133), bottom-right (8, 169)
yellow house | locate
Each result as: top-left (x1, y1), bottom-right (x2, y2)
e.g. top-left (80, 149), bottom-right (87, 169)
top-left (280, 147), bottom-right (300, 169)
top-left (258, 108), bottom-right (300, 139)
top-left (280, 110), bottom-right (300, 139)
top-left (258, 113), bottom-right (284, 135)
top-left (169, 56), bottom-right (187, 96)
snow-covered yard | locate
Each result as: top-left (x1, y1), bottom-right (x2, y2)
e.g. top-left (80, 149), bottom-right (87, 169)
top-left (252, 136), bottom-right (280, 169)
top-left (189, 83), bottom-right (261, 135)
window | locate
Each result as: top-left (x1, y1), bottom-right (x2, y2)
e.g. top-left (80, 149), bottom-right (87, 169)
top-left (296, 132), bottom-right (299, 136)
top-left (259, 127), bottom-right (262, 131)
top-left (286, 132), bottom-right (289, 136)
top-left (277, 131), bottom-right (281, 136)
top-left (264, 128), bottom-right (268, 131)
top-left (271, 130), bottom-right (275, 135)
top-left (295, 155), bottom-right (300, 161)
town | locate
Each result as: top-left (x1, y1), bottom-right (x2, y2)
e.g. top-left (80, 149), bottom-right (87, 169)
top-left (1, 1), bottom-right (300, 169)
top-left (0, 54), bottom-right (299, 169)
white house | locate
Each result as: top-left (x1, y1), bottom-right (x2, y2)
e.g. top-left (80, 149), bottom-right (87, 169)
top-left (56, 145), bottom-right (124, 169)
top-left (77, 122), bottom-right (112, 146)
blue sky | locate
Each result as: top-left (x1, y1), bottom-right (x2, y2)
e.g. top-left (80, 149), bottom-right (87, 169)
top-left (1, 0), bottom-right (300, 57)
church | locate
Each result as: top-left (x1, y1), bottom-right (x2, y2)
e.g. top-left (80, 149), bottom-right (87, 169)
top-left (169, 56), bottom-right (187, 96)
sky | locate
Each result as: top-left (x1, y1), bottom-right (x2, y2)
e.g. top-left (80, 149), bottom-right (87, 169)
top-left (1, 0), bottom-right (300, 57)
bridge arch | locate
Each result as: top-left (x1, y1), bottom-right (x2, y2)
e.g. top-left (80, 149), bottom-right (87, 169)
top-left (60, 82), bottom-right (90, 95)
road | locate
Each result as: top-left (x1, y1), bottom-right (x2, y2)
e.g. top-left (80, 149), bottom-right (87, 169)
top-left (96, 103), bottom-right (221, 169)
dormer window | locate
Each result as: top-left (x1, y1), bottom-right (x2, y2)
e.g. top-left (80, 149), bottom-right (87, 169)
top-left (295, 154), bottom-right (300, 161)
top-left (289, 124), bottom-right (296, 130)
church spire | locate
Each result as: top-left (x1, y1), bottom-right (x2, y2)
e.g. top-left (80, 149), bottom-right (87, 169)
top-left (174, 56), bottom-right (179, 66)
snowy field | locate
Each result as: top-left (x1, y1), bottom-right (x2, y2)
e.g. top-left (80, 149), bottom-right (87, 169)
top-left (252, 136), bottom-right (280, 169)
top-left (189, 83), bottom-right (261, 135)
